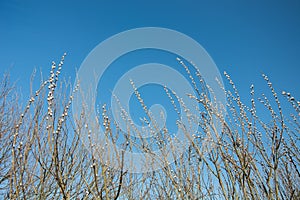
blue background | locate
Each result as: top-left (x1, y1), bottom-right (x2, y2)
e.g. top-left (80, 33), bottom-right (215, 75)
top-left (0, 0), bottom-right (299, 105)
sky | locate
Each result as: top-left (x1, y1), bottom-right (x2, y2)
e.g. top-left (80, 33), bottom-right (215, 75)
top-left (0, 0), bottom-right (299, 116)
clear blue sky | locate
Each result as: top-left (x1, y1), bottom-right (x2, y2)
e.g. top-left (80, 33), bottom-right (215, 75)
top-left (0, 0), bottom-right (299, 102)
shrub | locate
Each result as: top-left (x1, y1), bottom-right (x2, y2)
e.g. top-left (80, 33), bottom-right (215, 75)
top-left (0, 55), bottom-right (299, 199)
